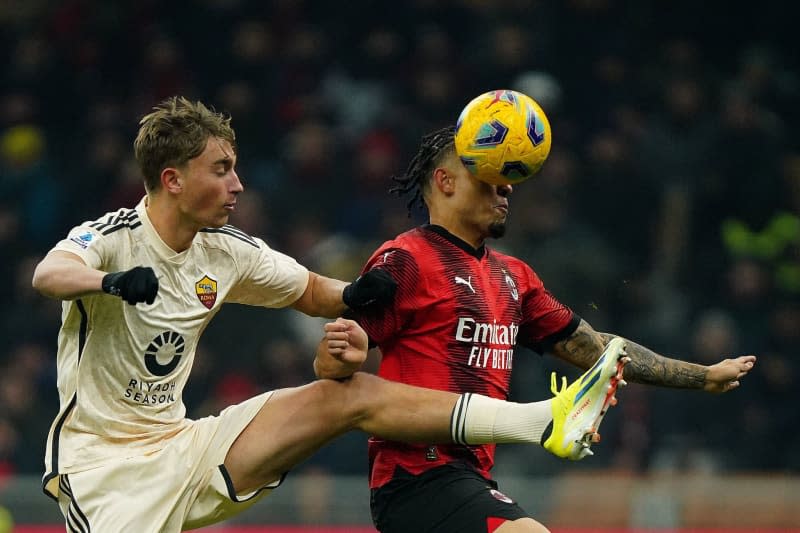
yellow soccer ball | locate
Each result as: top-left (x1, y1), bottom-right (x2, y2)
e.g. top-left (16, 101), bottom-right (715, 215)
top-left (454, 89), bottom-right (552, 185)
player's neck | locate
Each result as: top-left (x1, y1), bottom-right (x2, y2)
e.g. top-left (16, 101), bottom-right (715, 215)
top-left (428, 214), bottom-right (484, 250)
top-left (145, 195), bottom-right (197, 253)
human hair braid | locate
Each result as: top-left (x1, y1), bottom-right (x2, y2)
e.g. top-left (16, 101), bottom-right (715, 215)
top-left (390, 125), bottom-right (456, 213)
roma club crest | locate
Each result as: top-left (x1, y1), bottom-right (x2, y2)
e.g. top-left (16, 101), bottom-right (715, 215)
top-left (195, 275), bottom-right (218, 309)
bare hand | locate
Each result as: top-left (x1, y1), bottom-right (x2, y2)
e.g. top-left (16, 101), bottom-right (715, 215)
top-left (322, 318), bottom-right (368, 367)
top-left (704, 355), bottom-right (756, 393)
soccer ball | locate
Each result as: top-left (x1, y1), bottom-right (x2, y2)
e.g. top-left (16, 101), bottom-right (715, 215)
top-left (454, 89), bottom-right (552, 185)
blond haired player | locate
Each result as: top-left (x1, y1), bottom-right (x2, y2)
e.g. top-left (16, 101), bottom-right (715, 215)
top-left (32, 97), bottom-right (637, 532)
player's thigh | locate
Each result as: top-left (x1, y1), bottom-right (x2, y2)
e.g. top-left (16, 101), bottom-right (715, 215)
top-left (56, 392), bottom-right (278, 532)
top-left (56, 452), bottom-right (200, 533)
top-left (495, 517), bottom-right (550, 533)
top-left (224, 379), bottom-right (361, 494)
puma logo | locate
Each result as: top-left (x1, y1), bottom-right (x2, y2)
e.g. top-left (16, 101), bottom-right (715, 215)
top-left (380, 251), bottom-right (395, 263)
top-left (454, 276), bottom-right (475, 293)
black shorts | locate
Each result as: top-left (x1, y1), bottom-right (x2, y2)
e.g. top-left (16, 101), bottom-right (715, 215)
top-left (370, 463), bottom-right (529, 533)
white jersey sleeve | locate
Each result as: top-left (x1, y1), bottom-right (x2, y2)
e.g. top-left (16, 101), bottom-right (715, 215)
top-left (51, 208), bottom-right (139, 269)
top-left (226, 236), bottom-right (308, 308)
top-left (42, 200), bottom-right (309, 486)
top-left (196, 227), bottom-right (308, 308)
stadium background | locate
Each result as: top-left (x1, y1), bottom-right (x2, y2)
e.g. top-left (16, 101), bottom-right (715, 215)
top-left (0, 0), bottom-right (798, 530)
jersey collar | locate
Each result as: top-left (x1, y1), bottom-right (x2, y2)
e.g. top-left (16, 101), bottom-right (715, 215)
top-left (422, 224), bottom-right (486, 259)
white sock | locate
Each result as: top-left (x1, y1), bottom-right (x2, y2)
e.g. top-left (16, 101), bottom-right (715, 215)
top-left (451, 393), bottom-right (553, 445)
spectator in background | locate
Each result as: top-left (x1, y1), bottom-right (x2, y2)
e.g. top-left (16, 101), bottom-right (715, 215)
top-left (29, 95), bottom-right (627, 531)
top-left (0, 125), bottom-right (61, 249)
top-left (0, 1), bottom-right (796, 480)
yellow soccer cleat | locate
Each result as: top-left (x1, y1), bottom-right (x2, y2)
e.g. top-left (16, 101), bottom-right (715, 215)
top-left (543, 337), bottom-right (629, 460)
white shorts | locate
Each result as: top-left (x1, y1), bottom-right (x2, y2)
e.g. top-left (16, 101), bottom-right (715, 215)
top-left (56, 391), bottom-right (279, 532)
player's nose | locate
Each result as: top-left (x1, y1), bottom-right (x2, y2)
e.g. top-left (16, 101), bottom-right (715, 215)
top-left (497, 184), bottom-right (512, 197)
top-left (231, 170), bottom-right (244, 193)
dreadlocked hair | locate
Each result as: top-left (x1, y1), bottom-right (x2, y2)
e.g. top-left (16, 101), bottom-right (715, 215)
top-left (390, 125), bottom-right (457, 213)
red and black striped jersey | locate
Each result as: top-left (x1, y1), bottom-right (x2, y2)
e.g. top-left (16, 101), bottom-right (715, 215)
top-left (354, 224), bottom-right (579, 488)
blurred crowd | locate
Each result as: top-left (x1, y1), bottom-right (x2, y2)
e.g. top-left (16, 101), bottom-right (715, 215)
top-left (1, 0), bottom-right (798, 485)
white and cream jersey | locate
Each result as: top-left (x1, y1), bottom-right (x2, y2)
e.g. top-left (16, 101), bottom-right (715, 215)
top-left (42, 198), bottom-right (308, 497)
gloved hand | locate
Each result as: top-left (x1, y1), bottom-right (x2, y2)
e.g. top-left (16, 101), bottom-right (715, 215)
top-left (343, 269), bottom-right (397, 310)
top-left (102, 266), bottom-right (159, 305)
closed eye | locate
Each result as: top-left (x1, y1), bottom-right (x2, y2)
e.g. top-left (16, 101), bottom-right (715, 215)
top-left (213, 159), bottom-right (234, 176)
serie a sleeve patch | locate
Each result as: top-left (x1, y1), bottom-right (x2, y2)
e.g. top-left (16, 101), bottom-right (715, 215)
top-left (66, 227), bottom-right (100, 250)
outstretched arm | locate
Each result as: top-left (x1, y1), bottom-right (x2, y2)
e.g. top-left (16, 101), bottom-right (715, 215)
top-left (598, 331), bottom-right (756, 393)
top-left (291, 272), bottom-right (349, 318)
top-left (551, 319), bottom-right (756, 393)
top-left (292, 269), bottom-right (397, 318)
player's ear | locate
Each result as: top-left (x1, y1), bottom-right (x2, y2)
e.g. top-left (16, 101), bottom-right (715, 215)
top-left (161, 167), bottom-right (183, 194)
top-left (432, 167), bottom-right (455, 195)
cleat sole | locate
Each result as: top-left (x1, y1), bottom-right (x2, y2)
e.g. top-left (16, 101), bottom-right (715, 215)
top-left (544, 337), bottom-right (630, 461)
top-left (571, 343), bottom-right (629, 457)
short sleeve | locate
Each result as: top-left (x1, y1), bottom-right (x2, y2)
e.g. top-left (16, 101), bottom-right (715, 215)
top-left (516, 265), bottom-right (578, 353)
top-left (51, 225), bottom-right (111, 269)
top-left (226, 238), bottom-right (309, 308)
top-left (350, 247), bottom-right (419, 345)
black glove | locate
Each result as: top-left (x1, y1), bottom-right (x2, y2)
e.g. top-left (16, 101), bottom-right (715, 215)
top-left (102, 266), bottom-right (159, 305)
top-left (343, 269), bottom-right (397, 310)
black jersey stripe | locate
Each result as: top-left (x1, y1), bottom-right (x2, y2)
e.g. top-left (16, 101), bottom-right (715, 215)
top-left (200, 227), bottom-right (259, 248)
top-left (65, 475), bottom-right (91, 532)
top-left (88, 209), bottom-right (138, 231)
top-left (66, 513), bottom-right (83, 533)
top-left (100, 219), bottom-right (142, 235)
top-left (67, 505), bottom-right (87, 533)
top-left (88, 214), bottom-right (114, 230)
top-left (88, 221), bottom-right (108, 230)
top-left (42, 396), bottom-right (77, 500)
top-left (59, 475), bottom-right (72, 497)
top-left (89, 209), bottom-right (139, 233)
top-left (219, 464), bottom-right (287, 502)
top-left (215, 224), bottom-right (259, 245)
top-left (42, 300), bottom-right (89, 500)
top-left (61, 475), bottom-right (90, 532)
top-left (219, 224), bottom-right (254, 240)
top-left (90, 211), bottom-right (141, 234)
top-left (77, 299), bottom-right (88, 353)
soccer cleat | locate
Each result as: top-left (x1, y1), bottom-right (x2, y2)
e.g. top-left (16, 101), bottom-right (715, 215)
top-left (543, 337), bottom-right (629, 460)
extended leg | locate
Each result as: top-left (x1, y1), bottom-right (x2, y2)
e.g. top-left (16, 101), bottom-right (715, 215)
top-left (224, 372), bottom-right (458, 493)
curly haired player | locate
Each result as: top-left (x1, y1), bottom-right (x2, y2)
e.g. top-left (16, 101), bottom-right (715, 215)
top-left (326, 125), bottom-right (757, 533)
top-left (31, 98), bottom-right (579, 532)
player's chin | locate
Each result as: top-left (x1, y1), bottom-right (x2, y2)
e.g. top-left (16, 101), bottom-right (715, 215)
top-left (488, 220), bottom-right (507, 239)
top-left (201, 217), bottom-right (229, 230)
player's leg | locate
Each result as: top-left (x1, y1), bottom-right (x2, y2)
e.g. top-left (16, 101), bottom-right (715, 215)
top-left (224, 345), bottom-right (629, 497)
top-left (187, 374), bottom-right (557, 529)
top-left (223, 364), bottom-right (622, 495)
top-left (224, 372), bottom-right (459, 494)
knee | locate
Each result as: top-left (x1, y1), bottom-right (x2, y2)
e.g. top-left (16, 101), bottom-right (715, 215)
top-left (312, 372), bottom-right (381, 425)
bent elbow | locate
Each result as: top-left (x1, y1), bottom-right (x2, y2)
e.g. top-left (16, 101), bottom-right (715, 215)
top-left (31, 264), bottom-right (48, 294)
top-left (31, 263), bottom-right (61, 299)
